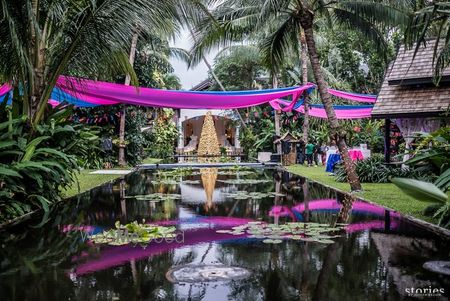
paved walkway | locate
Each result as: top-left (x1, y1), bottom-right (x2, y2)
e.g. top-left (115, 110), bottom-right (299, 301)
top-left (89, 169), bottom-right (132, 175)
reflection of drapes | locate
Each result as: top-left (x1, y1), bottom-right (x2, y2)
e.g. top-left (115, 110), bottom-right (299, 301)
top-left (200, 168), bottom-right (218, 211)
top-left (395, 118), bottom-right (441, 162)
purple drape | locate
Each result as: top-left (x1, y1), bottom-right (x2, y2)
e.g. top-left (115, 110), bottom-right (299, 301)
top-left (55, 76), bottom-right (313, 109)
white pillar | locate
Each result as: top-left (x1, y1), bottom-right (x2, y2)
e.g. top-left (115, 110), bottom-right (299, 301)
top-left (235, 125), bottom-right (241, 162)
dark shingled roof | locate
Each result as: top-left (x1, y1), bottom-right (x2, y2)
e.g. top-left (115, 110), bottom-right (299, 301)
top-left (387, 39), bottom-right (450, 85)
top-left (190, 79), bottom-right (213, 91)
top-left (372, 39), bottom-right (450, 118)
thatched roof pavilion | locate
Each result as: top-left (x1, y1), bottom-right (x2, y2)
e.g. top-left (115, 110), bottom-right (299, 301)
top-left (373, 39), bottom-right (450, 162)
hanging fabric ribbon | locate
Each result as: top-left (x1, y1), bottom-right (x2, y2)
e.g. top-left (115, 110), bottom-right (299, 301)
top-left (328, 89), bottom-right (377, 103)
top-left (53, 76), bottom-right (314, 109)
top-left (273, 99), bottom-right (374, 119)
top-left (0, 77), bottom-right (376, 119)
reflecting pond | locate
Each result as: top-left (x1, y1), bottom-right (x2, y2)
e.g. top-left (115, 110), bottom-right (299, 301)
top-left (0, 167), bottom-right (449, 301)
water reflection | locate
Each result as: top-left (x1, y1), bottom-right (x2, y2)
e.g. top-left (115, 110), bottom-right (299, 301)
top-left (0, 168), bottom-right (449, 301)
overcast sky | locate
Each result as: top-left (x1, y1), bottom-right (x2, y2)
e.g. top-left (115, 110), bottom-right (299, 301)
top-left (169, 29), bottom-right (219, 90)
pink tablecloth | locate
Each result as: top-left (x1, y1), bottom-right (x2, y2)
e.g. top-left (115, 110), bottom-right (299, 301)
top-left (349, 150), bottom-right (364, 161)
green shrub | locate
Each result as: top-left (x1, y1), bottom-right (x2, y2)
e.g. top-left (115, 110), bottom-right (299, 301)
top-left (125, 107), bottom-right (147, 166)
top-left (148, 109), bottom-right (178, 161)
top-left (0, 115), bottom-right (79, 223)
top-left (334, 154), bottom-right (434, 183)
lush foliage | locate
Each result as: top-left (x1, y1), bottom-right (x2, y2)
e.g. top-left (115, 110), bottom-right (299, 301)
top-left (0, 113), bottom-right (79, 223)
top-left (405, 127), bottom-right (450, 190)
top-left (210, 46), bottom-right (267, 91)
top-left (335, 154), bottom-right (433, 184)
top-left (0, 0), bottom-right (179, 126)
top-left (147, 109), bottom-right (178, 161)
top-left (392, 127), bottom-right (450, 228)
top-left (134, 35), bottom-right (183, 90)
top-left (124, 107), bottom-right (148, 166)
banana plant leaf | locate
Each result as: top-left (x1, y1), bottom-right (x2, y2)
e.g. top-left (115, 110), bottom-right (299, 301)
top-left (435, 168), bottom-right (450, 190)
top-left (391, 177), bottom-right (448, 203)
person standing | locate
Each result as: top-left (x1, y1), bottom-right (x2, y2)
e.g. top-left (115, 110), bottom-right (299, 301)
top-left (296, 139), bottom-right (305, 164)
top-left (319, 142), bottom-right (328, 165)
top-left (305, 140), bottom-right (315, 167)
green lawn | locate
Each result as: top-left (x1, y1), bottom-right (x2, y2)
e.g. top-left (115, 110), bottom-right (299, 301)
top-left (286, 164), bottom-right (435, 223)
top-left (63, 157), bottom-right (162, 198)
top-left (63, 170), bottom-right (122, 198)
top-left (141, 157), bottom-right (162, 164)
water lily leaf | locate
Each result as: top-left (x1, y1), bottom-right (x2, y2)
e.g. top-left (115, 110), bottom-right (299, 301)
top-left (316, 239), bottom-right (335, 244)
top-left (182, 180), bottom-right (201, 184)
top-left (125, 193), bottom-right (182, 201)
top-left (263, 239), bottom-right (283, 244)
top-left (270, 192), bottom-right (286, 197)
top-left (219, 179), bottom-right (272, 185)
top-left (291, 235), bottom-right (305, 240)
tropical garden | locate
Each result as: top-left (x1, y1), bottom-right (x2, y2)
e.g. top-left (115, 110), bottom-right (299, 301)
top-left (0, 0), bottom-right (449, 227)
top-left (0, 1), bottom-right (450, 300)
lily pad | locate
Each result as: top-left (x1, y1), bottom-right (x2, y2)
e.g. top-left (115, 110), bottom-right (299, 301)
top-left (263, 239), bottom-right (283, 244)
top-left (214, 221), bottom-right (345, 245)
top-left (151, 179), bottom-right (179, 185)
top-left (182, 180), bottom-right (201, 184)
top-left (218, 179), bottom-right (272, 185)
top-left (90, 221), bottom-right (177, 246)
top-left (125, 193), bottom-right (181, 202)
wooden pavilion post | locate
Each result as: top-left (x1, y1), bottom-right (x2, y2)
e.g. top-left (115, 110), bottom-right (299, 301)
top-left (384, 118), bottom-right (391, 163)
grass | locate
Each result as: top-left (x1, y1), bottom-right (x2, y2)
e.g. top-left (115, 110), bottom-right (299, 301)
top-left (286, 164), bottom-right (436, 223)
top-left (141, 157), bottom-right (162, 164)
top-left (63, 169), bottom-right (122, 198)
top-left (63, 157), bottom-right (162, 197)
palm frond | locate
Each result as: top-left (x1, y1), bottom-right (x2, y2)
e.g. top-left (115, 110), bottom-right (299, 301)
top-left (260, 15), bottom-right (299, 73)
top-left (338, 1), bottom-right (411, 28)
top-left (333, 8), bottom-right (389, 61)
top-left (169, 47), bottom-right (192, 65)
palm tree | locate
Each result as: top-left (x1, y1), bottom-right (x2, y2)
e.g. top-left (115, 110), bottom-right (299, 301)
top-left (118, 31), bottom-right (139, 166)
top-left (0, 0), bottom-right (179, 128)
top-left (300, 29), bottom-right (310, 142)
top-left (177, 1), bottom-right (249, 130)
top-left (190, 0), bottom-right (377, 190)
top-left (343, 1), bottom-right (450, 82)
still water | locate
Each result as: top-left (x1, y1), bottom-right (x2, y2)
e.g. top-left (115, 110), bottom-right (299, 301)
top-left (0, 167), bottom-right (449, 301)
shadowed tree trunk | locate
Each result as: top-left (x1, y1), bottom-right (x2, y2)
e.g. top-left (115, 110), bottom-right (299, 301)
top-left (298, 4), bottom-right (361, 191)
top-left (300, 30), bottom-right (310, 143)
top-left (273, 75), bottom-right (282, 154)
top-left (118, 31), bottom-right (139, 166)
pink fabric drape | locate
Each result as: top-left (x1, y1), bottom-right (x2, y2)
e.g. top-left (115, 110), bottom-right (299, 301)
top-left (328, 89), bottom-right (377, 103)
top-left (0, 83), bottom-right (12, 96)
top-left (274, 99), bottom-right (374, 119)
top-left (295, 105), bottom-right (373, 119)
top-left (56, 76), bottom-right (313, 109)
top-left (348, 149), bottom-right (364, 161)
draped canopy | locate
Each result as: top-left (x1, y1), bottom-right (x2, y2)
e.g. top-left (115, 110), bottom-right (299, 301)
top-left (0, 76), bottom-right (377, 119)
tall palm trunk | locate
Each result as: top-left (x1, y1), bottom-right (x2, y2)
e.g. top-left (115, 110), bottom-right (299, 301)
top-left (273, 75), bottom-right (282, 154)
top-left (298, 7), bottom-right (361, 191)
top-left (29, 0), bottom-right (45, 122)
top-left (300, 30), bottom-right (310, 143)
top-left (118, 31), bottom-right (139, 166)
